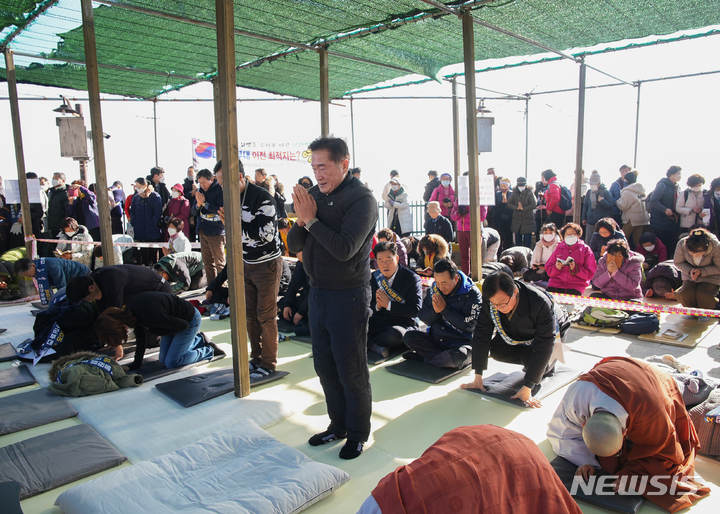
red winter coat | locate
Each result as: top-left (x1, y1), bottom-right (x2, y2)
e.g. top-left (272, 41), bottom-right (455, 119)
top-left (164, 196), bottom-right (191, 237)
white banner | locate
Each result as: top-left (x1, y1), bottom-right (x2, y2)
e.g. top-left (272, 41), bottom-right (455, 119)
top-left (458, 175), bottom-right (469, 205)
top-left (479, 174), bottom-right (496, 206)
top-left (192, 139), bottom-right (312, 175)
top-left (4, 179), bottom-right (42, 204)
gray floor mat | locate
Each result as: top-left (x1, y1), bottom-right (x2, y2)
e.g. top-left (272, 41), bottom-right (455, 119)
top-left (367, 344), bottom-right (407, 365)
top-left (0, 388), bottom-right (78, 436)
top-left (155, 367), bottom-right (290, 407)
top-left (466, 364), bottom-right (582, 408)
top-left (385, 359), bottom-right (471, 384)
top-left (0, 423), bottom-right (127, 500)
top-left (0, 342), bottom-right (18, 362)
top-left (129, 344), bottom-right (227, 382)
top-left (0, 481), bottom-right (23, 514)
top-left (0, 365), bottom-right (37, 392)
top-left (551, 456), bottom-right (644, 514)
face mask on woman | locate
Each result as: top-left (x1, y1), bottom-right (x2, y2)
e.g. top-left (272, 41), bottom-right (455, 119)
top-left (691, 186), bottom-right (702, 192)
top-left (518, 186), bottom-right (526, 191)
top-left (167, 228), bottom-right (177, 237)
top-left (171, 191), bottom-right (180, 199)
top-left (564, 235), bottom-right (578, 246)
top-left (441, 180), bottom-right (450, 187)
top-left (64, 231), bottom-right (76, 238)
top-left (542, 233), bottom-right (555, 243)
top-left (643, 244), bottom-right (655, 252)
top-left (136, 186), bottom-right (146, 195)
top-left (391, 185), bottom-right (399, 192)
top-left (590, 184), bottom-right (599, 191)
top-left (715, 191), bottom-right (720, 200)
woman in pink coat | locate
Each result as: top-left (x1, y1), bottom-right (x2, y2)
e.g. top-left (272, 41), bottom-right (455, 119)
top-left (590, 239), bottom-right (644, 301)
top-left (164, 183), bottom-right (191, 239)
top-left (545, 222), bottom-right (597, 296)
top-left (429, 173), bottom-right (455, 217)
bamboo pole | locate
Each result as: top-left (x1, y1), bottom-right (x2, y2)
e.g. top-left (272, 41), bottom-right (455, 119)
top-left (462, 11), bottom-right (482, 279)
top-left (3, 48), bottom-right (34, 256)
top-left (215, 0), bottom-right (250, 397)
top-left (80, 0), bottom-right (114, 264)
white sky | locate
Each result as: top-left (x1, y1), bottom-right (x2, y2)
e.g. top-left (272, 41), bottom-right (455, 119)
top-left (1, 28), bottom-right (720, 203)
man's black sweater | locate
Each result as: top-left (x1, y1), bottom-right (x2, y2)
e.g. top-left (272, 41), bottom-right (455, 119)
top-left (91, 264), bottom-right (167, 312)
top-left (287, 173), bottom-right (377, 290)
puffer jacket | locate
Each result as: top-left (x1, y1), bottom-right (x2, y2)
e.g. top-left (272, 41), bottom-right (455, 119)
top-left (55, 225), bottom-right (93, 267)
top-left (592, 251), bottom-right (644, 300)
top-left (589, 229), bottom-right (626, 262)
top-left (546, 240), bottom-right (597, 292)
top-left (581, 184), bottom-right (614, 226)
top-left (48, 351), bottom-right (143, 397)
top-left (615, 182), bottom-right (650, 227)
top-left (675, 188), bottom-right (707, 229)
top-left (165, 196), bottom-right (191, 237)
top-left (155, 251), bottom-right (204, 292)
top-left (419, 271), bottom-right (481, 346)
top-left (507, 187), bottom-right (537, 234)
top-left (451, 203), bottom-right (487, 232)
top-left (130, 191), bottom-right (162, 241)
top-left (530, 236), bottom-right (560, 267)
top-left (69, 186), bottom-right (99, 231)
top-left (649, 177), bottom-right (679, 231)
top-left (429, 184), bottom-right (456, 217)
top-left (674, 232), bottom-right (720, 286)
top-left (385, 189), bottom-right (413, 235)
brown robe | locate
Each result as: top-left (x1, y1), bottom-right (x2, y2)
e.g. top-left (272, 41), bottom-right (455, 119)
top-left (371, 424), bottom-right (582, 514)
top-left (579, 356), bottom-right (710, 512)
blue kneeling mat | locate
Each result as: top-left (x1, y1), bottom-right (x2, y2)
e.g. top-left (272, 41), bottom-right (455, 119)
top-left (0, 388), bottom-right (78, 436)
top-left (551, 456), bottom-right (644, 514)
top-left (155, 367), bottom-right (290, 407)
top-left (385, 359), bottom-right (471, 384)
top-left (0, 423), bottom-right (127, 500)
top-left (0, 365), bottom-right (37, 392)
top-left (466, 363), bottom-right (583, 408)
top-left (0, 341), bottom-right (18, 362)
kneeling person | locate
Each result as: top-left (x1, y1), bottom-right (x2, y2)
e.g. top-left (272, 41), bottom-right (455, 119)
top-left (368, 242), bottom-right (422, 359)
top-left (153, 252), bottom-right (206, 293)
top-left (403, 259), bottom-right (481, 369)
top-left (462, 272), bottom-right (569, 407)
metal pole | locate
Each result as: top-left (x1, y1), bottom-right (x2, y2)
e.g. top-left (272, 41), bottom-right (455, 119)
top-left (350, 97), bottom-right (356, 167)
top-left (633, 82), bottom-right (641, 168)
top-left (319, 47), bottom-right (330, 136)
top-left (524, 97), bottom-right (529, 179)
top-left (215, 0), bottom-right (250, 398)
top-left (80, 0), bottom-right (114, 265)
top-left (462, 11), bottom-right (482, 279)
top-left (153, 98), bottom-right (159, 167)
top-left (451, 78), bottom-right (461, 191)
top-left (3, 48), bottom-right (34, 256)
top-left (572, 57), bottom-right (586, 225)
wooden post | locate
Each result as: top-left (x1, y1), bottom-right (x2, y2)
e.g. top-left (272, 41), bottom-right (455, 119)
top-left (153, 98), bottom-right (159, 167)
top-left (3, 47), bottom-right (34, 256)
top-left (572, 57), bottom-right (586, 224)
top-left (633, 82), bottom-right (641, 168)
top-left (215, 0), bottom-right (250, 398)
top-left (451, 78), bottom-right (461, 193)
top-left (80, 0), bottom-right (114, 265)
top-left (319, 47), bottom-right (330, 136)
top-left (212, 77), bottom-right (223, 163)
top-left (462, 11), bottom-right (482, 280)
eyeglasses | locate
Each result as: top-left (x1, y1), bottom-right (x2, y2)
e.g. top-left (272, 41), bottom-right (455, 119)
top-left (491, 290), bottom-right (516, 309)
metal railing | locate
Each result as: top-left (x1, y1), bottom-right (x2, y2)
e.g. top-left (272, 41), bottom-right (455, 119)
top-left (376, 201), bottom-right (428, 237)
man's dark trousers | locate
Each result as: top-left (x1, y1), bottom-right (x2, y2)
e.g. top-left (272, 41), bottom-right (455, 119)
top-left (309, 284), bottom-right (372, 442)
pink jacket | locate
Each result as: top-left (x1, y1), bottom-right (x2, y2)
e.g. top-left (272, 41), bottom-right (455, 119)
top-left (430, 184), bottom-right (456, 217)
top-left (592, 251), bottom-right (644, 300)
top-left (164, 196), bottom-right (192, 237)
top-left (451, 202), bottom-right (487, 232)
top-left (546, 240), bottom-right (597, 292)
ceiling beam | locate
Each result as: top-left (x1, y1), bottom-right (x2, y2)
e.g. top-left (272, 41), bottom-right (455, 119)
top-left (0, 0), bottom-right (59, 48)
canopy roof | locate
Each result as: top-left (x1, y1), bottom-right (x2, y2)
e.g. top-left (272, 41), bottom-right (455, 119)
top-left (1, 0), bottom-right (720, 100)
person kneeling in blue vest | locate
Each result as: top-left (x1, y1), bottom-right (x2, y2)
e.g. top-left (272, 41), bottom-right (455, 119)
top-left (94, 292), bottom-right (214, 370)
top-left (16, 256), bottom-right (91, 303)
top-left (403, 259), bottom-right (481, 368)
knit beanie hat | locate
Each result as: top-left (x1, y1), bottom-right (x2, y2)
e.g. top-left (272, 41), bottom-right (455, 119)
top-left (589, 170), bottom-right (601, 185)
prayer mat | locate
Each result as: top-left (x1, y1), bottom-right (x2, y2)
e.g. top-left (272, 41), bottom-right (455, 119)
top-left (129, 343), bottom-right (226, 382)
top-left (292, 334), bottom-right (313, 345)
top-left (0, 341), bottom-right (18, 362)
top-left (385, 359), bottom-right (472, 384)
top-left (0, 481), bottom-right (23, 514)
top-left (551, 456), bottom-right (644, 514)
top-left (31, 302), bottom-right (48, 309)
top-left (367, 344), bottom-right (407, 365)
top-left (638, 313), bottom-right (715, 348)
top-left (0, 423), bottom-right (126, 500)
top-left (465, 364), bottom-right (583, 408)
top-left (276, 318), bottom-right (296, 334)
top-left (0, 388), bottom-right (78, 436)
top-left (155, 367), bottom-right (290, 408)
top-left (0, 365), bottom-right (37, 392)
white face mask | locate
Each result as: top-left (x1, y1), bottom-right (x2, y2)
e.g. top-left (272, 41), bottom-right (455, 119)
top-left (64, 231), bottom-right (75, 238)
top-left (167, 228), bottom-right (177, 236)
top-left (518, 186), bottom-right (526, 191)
top-left (564, 235), bottom-right (578, 246)
top-left (391, 185), bottom-right (399, 191)
top-left (691, 186), bottom-right (702, 192)
top-left (643, 245), bottom-right (655, 252)
top-left (715, 191), bottom-right (720, 199)
top-left (159, 177), bottom-right (166, 183)
top-left (590, 184), bottom-right (599, 191)
top-left (171, 191), bottom-right (180, 199)
top-left (136, 187), bottom-right (146, 195)
top-left (441, 180), bottom-right (451, 187)
top-left (542, 233), bottom-right (555, 242)
top-left (51, 179), bottom-right (60, 187)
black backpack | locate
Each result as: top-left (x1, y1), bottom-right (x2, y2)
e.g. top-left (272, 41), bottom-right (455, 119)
top-left (558, 184), bottom-right (573, 211)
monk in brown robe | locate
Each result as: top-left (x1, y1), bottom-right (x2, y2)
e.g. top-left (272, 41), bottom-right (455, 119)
top-left (549, 356), bottom-right (710, 513)
top-left (357, 424), bottom-right (582, 514)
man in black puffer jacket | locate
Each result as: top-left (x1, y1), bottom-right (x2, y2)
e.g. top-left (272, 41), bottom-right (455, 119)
top-left (288, 136), bottom-right (377, 460)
